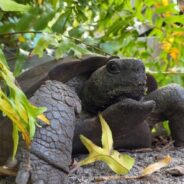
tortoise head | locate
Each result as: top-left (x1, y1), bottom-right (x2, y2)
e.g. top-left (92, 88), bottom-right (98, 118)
top-left (81, 58), bottom-right (147, 113)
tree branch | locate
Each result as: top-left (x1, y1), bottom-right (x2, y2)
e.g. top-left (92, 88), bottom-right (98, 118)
top-left (0, 31), bottom-right (111, 56)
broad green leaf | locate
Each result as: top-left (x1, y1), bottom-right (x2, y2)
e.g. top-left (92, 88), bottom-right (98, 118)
top-left (52, 11), bottom-right (70, 33)
top-left (16, 13), bottom-right (37, 31)
top-left (0, 0), bottom-right (30, 12)
top-left (34, 12), bottom-right (55, 31)
top-left (69, 26), bottom-right (85, 37)
top-left (79, 114), bottom-right (135, 174)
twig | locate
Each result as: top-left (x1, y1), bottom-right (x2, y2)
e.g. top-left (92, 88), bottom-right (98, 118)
top-left (0, 31), bottom-right (42, 36)
top-left (69, 160), bottom-right (81, 173)
top-left (64, 35), bottom-right (111, 56)
top-left (148, 71), bottom-right (184, 75)
top-left (93, 174), bottom-right (144, 182)
top-left (155, 140), bottom-right (174, 151)
top-left (118, 147), bottom-right (153, 153)
top-left (0, 31), bottom-right (111, 56)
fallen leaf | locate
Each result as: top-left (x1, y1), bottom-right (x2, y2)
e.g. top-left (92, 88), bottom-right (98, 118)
top-left (94, 155), bottom-right (172, 182)
top-left (79, 114), bottom-right (135, 174)
top-left (141, 155), bottom-right (172, 177)
top-left (0, 166), bottom-right (17, 176)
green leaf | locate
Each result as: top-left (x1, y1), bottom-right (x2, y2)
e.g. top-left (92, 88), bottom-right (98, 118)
top-left (0, 49), bottom-right (8, 67)
top-left (79, 114), bottom-right (135, 174)
top-left (69, 26), bottom-right (85, 37)
top-left (34, 12), bottom-right (55, 31)
top-left (12, 124), bottom-right (19, 159)
top-left (100, 41), bottom-right (121, 55)
top-left (0, 0), bottom-right (30, 12)
top-left (165, 15), bottom-right (184, 24)
top-left (14, 49), bottom-right (29, 76)
top-left (52, 11), bottom-right (71, 33)
top-left (0, 22), bottom-right (14, 33)
top-left (163, 121), bottom-right (171, 136)
top-left (32, 37), bottom-right (50, 58)
top-left (49, 0), bottom-right (58, 8)
top-left (55, 42), bottom-right (70, 59)
top-left (16, 13), bottom-right (37, 31)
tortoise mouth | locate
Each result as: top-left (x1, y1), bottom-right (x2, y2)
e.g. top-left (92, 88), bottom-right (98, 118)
top-left (107, 84), bottom-right (146, 102)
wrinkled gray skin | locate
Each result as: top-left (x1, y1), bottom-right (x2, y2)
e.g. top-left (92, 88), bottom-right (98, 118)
top-left (2, 58), bottom-right (184, 184)
top-left (144, 84), bottom-right (184, 147)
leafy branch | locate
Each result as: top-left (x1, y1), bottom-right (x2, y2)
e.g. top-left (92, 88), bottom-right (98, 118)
top-left (0, 49), bottom-right (49, 158)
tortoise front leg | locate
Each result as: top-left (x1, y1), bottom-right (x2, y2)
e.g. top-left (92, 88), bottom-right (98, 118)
top-left (16, 80), bottom-right (81, 184)
top-left (144, 83), bottom-right (184, 147)
top-left (73, 98), bottom-right (155, 154)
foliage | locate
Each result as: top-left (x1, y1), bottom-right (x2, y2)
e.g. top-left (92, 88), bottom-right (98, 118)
top-left (79, 114), bottom-right (135, 174)
top-left (0, 49), bottom-right (48, 158)
top-left (0, 0), bottom-right (183, 86)
top-left (0, 0), bottom-right (30, 12)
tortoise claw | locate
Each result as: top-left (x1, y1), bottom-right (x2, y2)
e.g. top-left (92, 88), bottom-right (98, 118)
top-left (15, 170), bottom-right (30, 184)
top-left (33, 180), bottom-right (45, 184)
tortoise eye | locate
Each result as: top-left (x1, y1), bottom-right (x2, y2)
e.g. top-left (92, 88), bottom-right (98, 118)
top-left (106, 61), bottom-right (120, 74)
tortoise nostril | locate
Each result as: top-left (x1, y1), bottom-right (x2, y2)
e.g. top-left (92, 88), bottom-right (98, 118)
top-left (138, 81), bottom-right (146, 86)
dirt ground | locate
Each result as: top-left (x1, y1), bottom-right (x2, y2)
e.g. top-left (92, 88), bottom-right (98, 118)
top-left (1, 147), bottom-right (184, 184)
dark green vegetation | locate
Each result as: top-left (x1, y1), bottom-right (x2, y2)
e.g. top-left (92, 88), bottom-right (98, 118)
top-left (0, 0), bottom-right (184, 85)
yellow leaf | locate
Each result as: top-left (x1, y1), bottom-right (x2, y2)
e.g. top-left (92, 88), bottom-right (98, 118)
top-left (163, 12), bottom-right (171, 17)
top-left (172, 32), bottom-right (184, 37)
top-left (37, 114), bottom-right (50, 125)
top-left (161, 41), bottom-right (172, 52)
top-left (154, 3), bottom-right (161, 8)
top-left (80, 135), bottom-right (104, 156)
top-left (0, 95), bottom-right (31, 146)
top-left (0, 53), bottom-right (47, 157)
top-left (79, 115), bottom-right (135, 175)
top-left (37, 0), bottom-right (43, 5)
top-left (99, 113), bottom-right (113, 153)
top-left (15, 98), bottom-right (28, 122)
top-left (18, 35), bottom-right (26, 43)
top-left (162, 0), bottom-right (169, 6)
top-left (169, 48), bottom-right (180, 60)
top-left (141, 155), bottom-right (172, 177)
